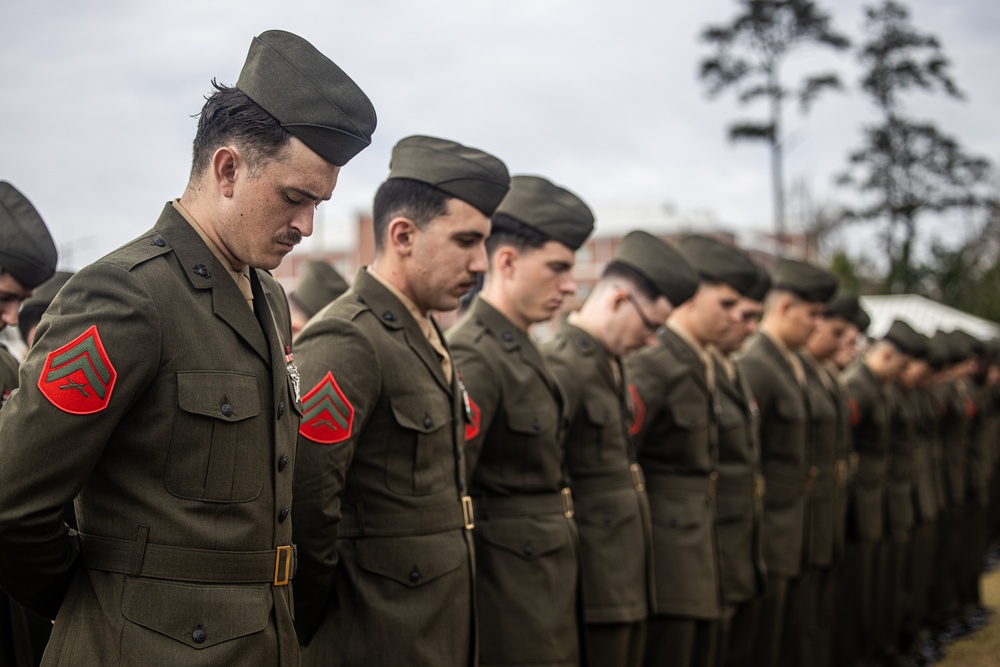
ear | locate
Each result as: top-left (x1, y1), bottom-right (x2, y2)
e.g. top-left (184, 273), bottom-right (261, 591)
top-left (210, 147), bottom-right (240, 198)
top-left (495, 247), bottom-right (517, 278)
top-left (387, 217), bottom-right (418, 256)
top-left (610, 287), bottom-right (628, 312)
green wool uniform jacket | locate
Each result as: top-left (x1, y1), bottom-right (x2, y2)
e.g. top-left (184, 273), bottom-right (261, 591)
top-left (542, 320), bottom-right (654, 624)
top-left (734, 333), bottom-right (809, 578)
top-left (908, 386), bottom-right (941, 524)
top-left (0, 343), bottom-right (17, 405)
top-left (291, 269), bottom-right (476, 667)
top-left (799, 352), bottom-right (839, 568)
top-left (712, 353), bottom-right (767, 606)
top-left (844, 362), bottom-right (890, 543)
top-left (625, 327), bottom-right (722, 620)
top-left (935, 381), bottom-right (969, 510)
top-left (823, 363), bottom-right (853, 563)
top-left (886, 384), bottom-right (917, 542)
top-left (0, 204), bottom-right (300, 666)
top-left (448, 297), bottom-right (583, 667)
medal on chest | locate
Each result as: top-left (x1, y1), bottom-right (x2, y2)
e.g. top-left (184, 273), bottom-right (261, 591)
top-left (285, 345), bottom-right (301, 403)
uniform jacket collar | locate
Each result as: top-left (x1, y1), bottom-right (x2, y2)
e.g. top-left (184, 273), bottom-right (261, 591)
top-left (153, 203), bottom-right (275, 364)
top-left (660, 325), bottom-right (710, 394)
top-left (351, 268), bottom-right (453, 395)
top-left (558, 318), bottom-right (617, 391)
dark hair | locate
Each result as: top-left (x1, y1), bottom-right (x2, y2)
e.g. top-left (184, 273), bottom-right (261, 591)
top-left (371, 178), bottom-right (451, 252)
top-left (189, 80), bottom-right (292, 180)
top-left (485, 213), bottom-right (550, 257)
top-left (601, 260), bottom-right (660, 301)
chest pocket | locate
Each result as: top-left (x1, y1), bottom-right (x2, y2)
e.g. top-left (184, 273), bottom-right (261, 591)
top-left (581, 396), bottom-right (617, 463)
top-left (388, 394), bottom-right (452, 496)
top-left (167, 371), bottom-right (263, 503)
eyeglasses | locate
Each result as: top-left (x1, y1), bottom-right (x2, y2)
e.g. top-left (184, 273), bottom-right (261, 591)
top-left (626, 292), bottom-right (661, 334)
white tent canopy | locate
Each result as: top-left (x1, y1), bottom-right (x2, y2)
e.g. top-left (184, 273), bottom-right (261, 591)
top-left (859, 294), bottom-right (1000, 341)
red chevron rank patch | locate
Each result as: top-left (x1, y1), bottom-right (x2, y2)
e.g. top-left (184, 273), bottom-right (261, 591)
top-left (465, 395), bottom-right (481, 441)
top-left (38, 325), bottom-right (117, 414)
top-left (628, 384), bottom-right (645, 436)
top-left (299, 371), bottom-right (355, 444)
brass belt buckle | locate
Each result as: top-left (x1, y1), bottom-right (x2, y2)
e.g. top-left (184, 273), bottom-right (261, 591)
top-left (835, 459), bottom-right (847, 483)
top-left (461, 495), bottom-right (475, 530)
top-left (708, 470), bottom-right (719, 498)
top-left (753, 475), bottom-right (766, 500)
top-left (561, 487), bottom-right (574, 518)
top-left (274, 545), bottom-right (292, 586)
top-left (630, 463), bottom-right (645, 493)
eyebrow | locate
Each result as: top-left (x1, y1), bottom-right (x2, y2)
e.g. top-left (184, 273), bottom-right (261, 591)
top-left (289, 186), bottom-right (328, 203)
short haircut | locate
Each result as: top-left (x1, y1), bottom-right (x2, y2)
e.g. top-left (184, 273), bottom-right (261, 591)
top-left (762, 286), bottom-right (802, 314)
top-left (189, 80), bottom-right (292, 180)
top-left (485, 213), bottom-right (550, 257)
top-left (600, 260), bottom-right (660, 301)
top-left (371, 178), bottom-right (451, 252)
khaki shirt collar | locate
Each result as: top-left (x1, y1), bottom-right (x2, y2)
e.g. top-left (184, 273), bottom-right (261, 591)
top-left (668, 320), bottom-right (715, 391)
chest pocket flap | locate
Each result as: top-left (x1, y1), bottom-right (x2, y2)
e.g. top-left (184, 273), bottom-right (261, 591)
top-left (505, 406), bottom-right (547, 435)
top-left (669, 402), bottom-right (708, 431)
top-left (583, 396), bottom-right (615, 427)
top-left (476, 518), bottom-right (570, 562)
top-left (390, 394), bottom-right (450, 434)
top-left (775, 396), bottom-right (805, 424)
top-left (178, 371), bottom-right (260, 422)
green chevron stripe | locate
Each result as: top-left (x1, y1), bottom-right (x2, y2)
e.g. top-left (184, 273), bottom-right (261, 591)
top-left (49, 335), bottom-right (112, 384)
top-left (303, 384), bottom-right (350, 429)
top-left (46, 355), bottom-right (107, 399)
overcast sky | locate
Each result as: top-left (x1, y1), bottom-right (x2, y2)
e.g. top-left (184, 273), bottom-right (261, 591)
top-left (2, 0), bottom-right (998, 270)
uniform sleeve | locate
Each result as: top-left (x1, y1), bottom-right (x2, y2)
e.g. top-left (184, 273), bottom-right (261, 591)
top-left (0, 262), bottom-right (161, 617)
top-left (623, 349), bottom-right (666, 450)
top-left (450, 337), bottom-right (501, 478)
top-left (290, 314), bottom-right (380, 644)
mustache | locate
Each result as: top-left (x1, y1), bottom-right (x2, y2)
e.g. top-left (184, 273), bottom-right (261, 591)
top-left (274, 230), bottom-right (303, 246)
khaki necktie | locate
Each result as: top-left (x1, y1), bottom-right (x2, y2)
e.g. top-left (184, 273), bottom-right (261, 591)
top-left (237, 271), bottom-right (254, 313)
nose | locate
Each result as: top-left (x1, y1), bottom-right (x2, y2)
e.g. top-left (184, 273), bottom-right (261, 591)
top-left (1, 301), bottom-right (18, 328)
top-left (469, 242), bottom-right (489, 274)
top-left (560, 274), bottom-right (578, 296)
top-left (291, 209), bottom-right (315, 239)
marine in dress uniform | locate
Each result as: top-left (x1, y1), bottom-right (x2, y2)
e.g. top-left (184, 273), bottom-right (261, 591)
top-left (784, 293), bottom-right (862, 667)
top-left (733, 259), bottom-right (837, 667)
top-left (542, 231), bottom-right (698, 667)
top-left (448, 175), bottom-right (594, 667)
top-left (0, 182), bottom-right (58, 667)
top-left (288, 260), bottom-right (349, 339)
top-left (291, 136), bottom-right (509, 666)
top-left (627, 235), bottom-right (759, 667)
top-left (841, 319), bottom-right (918, 666)
top-left (0, 31), bottom-right (375, 666)
top-left (710, 263), bottom-right (769, 667)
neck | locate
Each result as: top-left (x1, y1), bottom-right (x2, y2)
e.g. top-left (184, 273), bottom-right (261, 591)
top-left (178, 185), bottom-right (246, 271)
top-left (369, 256), bottom-right (426, 313)
top-left (480, 275), bottom-right (530, 331)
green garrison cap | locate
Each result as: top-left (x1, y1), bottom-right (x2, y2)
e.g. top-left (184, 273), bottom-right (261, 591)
top-left (745, 262), bottom-right (771, 302)
top-left (289, 260), bottom-right (349, 318)
top-left (949, 329), bottom-right (983, 357)
top-left (676, 235), bottom-right (758, 296)
top-left (927, 331), bottom-right (952, 368)
top-left (494, 175), bottom-right (594, 250)
top-left (824, 293), bottom-right (860, 321)
top-left (854, 306), bottom-right (871, 333)
top-left (772, 258), bottom-right (837, 303)
top-left (387, 135), bottom-right (510, 216)
top-left (236, 30), bottom-right (376, 167)
top-left (17, 270), bottom-right (73, 343)
top-left (0, 181), bottom-right (57, 289)
top-left (613, 231), bottom-right (699, 307)
top-left (883, 319), bottom-right (923, 357)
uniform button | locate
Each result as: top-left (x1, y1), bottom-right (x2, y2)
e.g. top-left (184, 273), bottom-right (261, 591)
top-left (602, 514), bottom-right (614, 526)
top-left (409, 568), bottom-right (421, 583)
top-left (523, 544), bottom-right (534, 557)
top-left (279, 506), bottom-right (290, 522)
top-left (220, 403), bottom-right (233, 417)
top-left (423, 416), bottom-right (433, 429)
top-left (669, 517), bottom-right (679, 528)
top-left (502, 332), bottom-right (514, 342)
top-left (192, 627), bottom-right (206, 644)
top-left (532, 419), bottom-right (541, 431)
top-left (357, 294), bottom-right (366, 304)
top-left (152, 237), bottom-right (166, 247)
top-left (458, 479), bottom-right (466, 492)
top-left (277, 402), bottom-right (285, 419)
top-left (278, 455), bottom-right (289, 472)
top-left (382, 310), bottom-right (396, 322)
